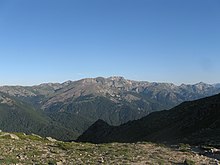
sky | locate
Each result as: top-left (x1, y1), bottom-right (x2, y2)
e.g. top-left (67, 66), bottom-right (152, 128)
top-left (0, 0), bottom-right (220, 86)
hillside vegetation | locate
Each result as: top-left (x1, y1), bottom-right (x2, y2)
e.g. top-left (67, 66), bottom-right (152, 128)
top-left (0, 132), bottom-right (217, 165)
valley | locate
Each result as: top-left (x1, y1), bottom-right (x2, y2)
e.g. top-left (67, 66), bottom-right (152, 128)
top-left (0, 77), bottom-right (220, 141)
top-left (2, 0), bottom-right (219, 164)
top-left (0, 77), bottom-right (220, 164)
top-left (78, 93), bottom-right (220, 146)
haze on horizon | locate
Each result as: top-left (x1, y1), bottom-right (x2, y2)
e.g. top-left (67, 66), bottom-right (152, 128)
top-left (0, 0), bottom-right (219, 86)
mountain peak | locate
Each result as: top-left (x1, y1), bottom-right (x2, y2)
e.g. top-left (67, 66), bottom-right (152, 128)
top-left (87, 119), bottom-right (110, 130)
top-left (76, 119), bottom-right (112, 143)
top-left (61, 80), bottom-right (73, 86)
top-left (107, 76), bottom-right (125, 81)
top-left (78, 93), bottom-right (220, 144)
top-left (195, 82), bottom-right (207, 85)
top-left (93, 119), bottom-right (109, 126)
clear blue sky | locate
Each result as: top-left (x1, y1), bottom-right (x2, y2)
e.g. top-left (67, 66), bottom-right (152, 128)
top-left (0, 0), bottom-right (219, 85)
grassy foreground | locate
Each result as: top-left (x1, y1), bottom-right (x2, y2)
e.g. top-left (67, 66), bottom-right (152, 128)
top-left (0, 132), bottom-right (218, 165)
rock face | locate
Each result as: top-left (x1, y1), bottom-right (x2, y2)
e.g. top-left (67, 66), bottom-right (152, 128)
top-left (77, 93), bottom-right (220, 145)
top-left (0, 133), bottom-right (20, 140)
top-left (0, 77), bottom-right (220, 141)
top-left (46, 137), bottom-right (57, 142)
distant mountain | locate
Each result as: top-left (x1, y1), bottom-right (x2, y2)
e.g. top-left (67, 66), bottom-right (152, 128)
top-left (77, 93), bottom-right (220, 145)
top-left (0, 77), bottom-right (220, 140)
top-left (23, 77), bottom-right (220, 126)
top-left (214, 83), bottom-right (220, 88)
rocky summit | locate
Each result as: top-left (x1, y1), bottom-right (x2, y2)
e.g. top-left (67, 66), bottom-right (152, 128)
top-left (0, 77), bottom-right (220, 140)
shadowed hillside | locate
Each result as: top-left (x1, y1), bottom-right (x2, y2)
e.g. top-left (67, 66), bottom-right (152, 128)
top-left (77, 93), bottom-right (220, 145)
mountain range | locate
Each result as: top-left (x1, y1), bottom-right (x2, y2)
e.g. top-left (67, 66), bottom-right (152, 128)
top-left (0, 76), bottom-right (220, 140)
top-left (77, 93), bottom-right (220, 145)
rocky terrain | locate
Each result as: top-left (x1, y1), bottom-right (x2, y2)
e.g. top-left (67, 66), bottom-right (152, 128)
top-left (0, 77), bottom-right (220, 140)
top-left (0, 131), bottom-right (218, 165)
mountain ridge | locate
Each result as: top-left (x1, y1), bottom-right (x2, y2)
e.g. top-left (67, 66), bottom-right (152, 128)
top-left (77, 93), bottom-right (220, 145)
top-left (0, 76), bottom-right (220, 141)
top-left (0, 76), bottom-right (218, 87)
